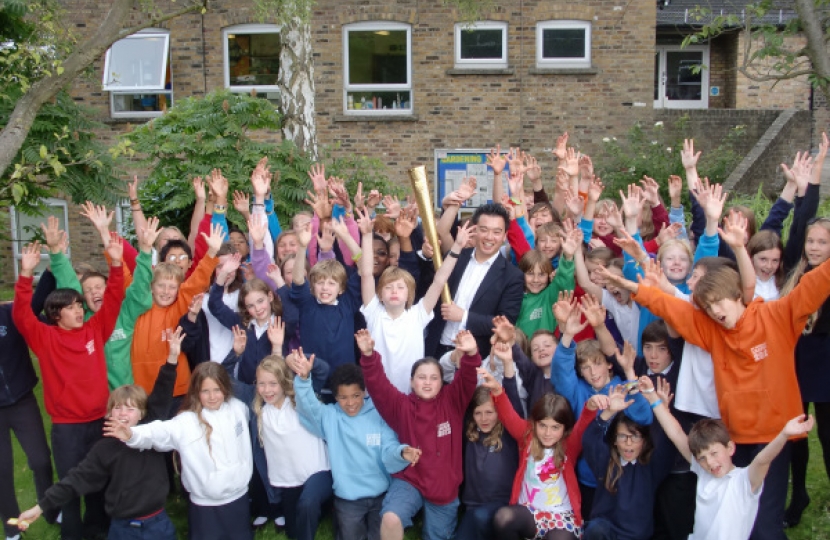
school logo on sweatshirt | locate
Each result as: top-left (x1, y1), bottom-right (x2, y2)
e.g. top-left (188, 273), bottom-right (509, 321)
top-left (529, 307), bottom-right (543, 321)
top-left (437, 421), bottom-right (451, 437)
top-left (366, 433), bottom-right (381, 446)
top-left (750, 343), bottom-right (768, 362)
top-left (0, 326), bottom-right (6, 337)
top-left (85, 340), bottom-right (95, 355)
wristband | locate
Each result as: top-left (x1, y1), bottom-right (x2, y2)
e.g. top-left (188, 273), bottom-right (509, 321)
top-left (641, 387), bottom-right (655, 394)
top-left (447, 250), bottom-right (460, 258)
top-left (214, 204), bottom-right (227, 214)
top-left (130, 198), bottom-right (139, 205)
top-left (251, 203), bottom-right (265, 208)
top-left (650, 399), bottom-right (663, 409)
top-left (131, 206), bottom-right (141, 212)
top-left (352, 252), bottom-right (362, 262)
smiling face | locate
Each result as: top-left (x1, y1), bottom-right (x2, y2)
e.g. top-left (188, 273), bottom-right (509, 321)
top-left (473, 400), bottom-right (498, 433)
top-left (244, 289), bottom-right (274, 325)
top-left (593, 212), bottom-right (614, 236)
top-left (536, 234), bottom-right (562, 260)
top-left (164, 247), bottom-right (192, 273)
top-left (704, 297), bottom-right (745, 329)
top-left (529, 208), bottom-right (554, 231)
top-left (578, 356), bottom-right (613, 390)
top-left (530, 334), bottom-right (557, 372)
top-left (411, 363), bottom-right (443, 400)
top-left (535, 416), bottom-right (565, 448)
top-left (152, 278), bottom-right (181, 308)
top-left (199, 377), bottom-right (226, 411)
top-left (642, 340), bottom-right (671, 374)
top-left (256, 368), bottom-right (285, 407)
top-left (312, 276), bottom-right (342, 305)
top-left (110, 400), bottom-right (143, 428)
top-left (805, 224), bottom-right (830, 267)
top-left (474, 214), bottom-right (507, 261)
top-left (57, 301), bottom-right (85, 330)
top-left (372, 239), bottom-right (390, 277)
top-left (751, 247), bottom-right (781, 282)
top-left (380, 277), bottom-right (409, 309)
top-left (615, 423), bottom-right (645, 463)
top-left (524, 264), bottom-right (550, 294)
top-left (276, 234), bottom-right (299, 262)
top-left (695, 441), bottom-right (736, 478)
top-left (660, 245), bottom-right (691, 283)
top-left (81, 275), bottom-right (106, 314)
top-left (335, 383), bottom-right (365, 417)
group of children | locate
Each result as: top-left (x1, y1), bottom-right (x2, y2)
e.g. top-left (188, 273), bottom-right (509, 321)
top-left (3, 136), bottom-right (830, 540)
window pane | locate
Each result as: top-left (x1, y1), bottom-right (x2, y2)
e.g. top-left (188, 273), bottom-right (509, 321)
top-left (542, 28), bottom-right (585, 59)
top-left (346, 91), bottom-right (411, 111)
top-left (113, 93), bottom-right (173, 114)
top-left (228, 33), bottom-right (281, 87)
top-left (666, 51), bottom-right (703, 101)
top-left (348, 30), bottom-right (407, 85)
top-left (104, 35), bottom-right (168, 90)
top-left (460, 29), bottom-right (503, 60)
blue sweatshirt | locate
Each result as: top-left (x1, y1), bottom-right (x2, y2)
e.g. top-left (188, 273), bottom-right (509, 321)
top-left (293, 375), bottom-right (409, 501)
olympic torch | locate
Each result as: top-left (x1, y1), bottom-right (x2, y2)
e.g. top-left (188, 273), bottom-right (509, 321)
top-left (408, 165), bottom-right (452, 305)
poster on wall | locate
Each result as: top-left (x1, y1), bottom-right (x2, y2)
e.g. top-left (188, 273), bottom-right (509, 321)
top-left (433, 149), bottom-right (510, 210)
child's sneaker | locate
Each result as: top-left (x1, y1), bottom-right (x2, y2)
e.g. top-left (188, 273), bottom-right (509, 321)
top-left (275, 516), bottom-right (286, 527)
top-left (252, 516), bottom-right (268, 528)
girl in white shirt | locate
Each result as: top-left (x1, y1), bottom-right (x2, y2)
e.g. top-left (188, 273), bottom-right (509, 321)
top-left (747, 230), bottom-right (784, 301)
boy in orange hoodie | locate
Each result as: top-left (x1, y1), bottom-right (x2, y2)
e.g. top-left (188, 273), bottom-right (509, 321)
top-left (130, 224), bottom-right (223, 402)
top-left (611, 253), bottom-right (830, 540)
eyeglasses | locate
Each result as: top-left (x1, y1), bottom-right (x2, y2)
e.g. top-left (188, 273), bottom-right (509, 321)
top-left (616, 433), bottom-right (643, 443)
top-left (166, 254), bottom-right (190, 262)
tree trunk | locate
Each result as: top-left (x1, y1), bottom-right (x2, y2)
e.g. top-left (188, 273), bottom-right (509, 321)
top-left (278, 16), bottom-right (318, 159)
top-left (793, 0), bottom-right (830, 105)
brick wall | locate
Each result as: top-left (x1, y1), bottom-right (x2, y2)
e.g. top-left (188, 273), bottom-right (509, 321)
top-left (735, 32), bottom-right (812, 110)
top-left (653, 109), bottom-right (780, 157)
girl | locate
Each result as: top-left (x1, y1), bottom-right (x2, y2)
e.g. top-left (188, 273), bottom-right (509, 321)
top-left (456, 386), bottom-right (520, 540)
top-left (209, 252), bottom-right (284, 383)
top-left (480, 369), bottom-right (606, 540)
top-left (107, 362), bottom-right (253, 540)
top-left (358, 328), bottom-right (479, 540)
top-left (748, 230), bottom-right (784, 301)
top-left (581, 386), bottom-right (674, 540)
top-left (223, 329), bottom-right (332, 540)
top-left (359, 208), bottom-right (471, 393)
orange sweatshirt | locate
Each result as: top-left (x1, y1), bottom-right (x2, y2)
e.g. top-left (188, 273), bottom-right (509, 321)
top-left (131, 254), bottom-right (218, 396)
top-left (632, 256), bottom-right (830, 444)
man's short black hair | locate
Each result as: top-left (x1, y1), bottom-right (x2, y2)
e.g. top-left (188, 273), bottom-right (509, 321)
top-left (44, 288), bottom-right (85, 325)
top-left (472, 202), bottom-right (510, 229)
top-left (159, 239), bottom-right (193, 262)
top-left (330, 363), bottom-right (365, 393)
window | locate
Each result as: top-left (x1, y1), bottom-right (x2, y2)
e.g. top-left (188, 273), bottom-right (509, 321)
top-left (344, 22), bottom-right (412, 114)
top-left (536, 21), bottom-right (591, 69)
top-left (454, 22), bottom-right (508, 69)
top-left (103, 29), bottom-right (172, 118)
top-left (654, 45), bottom-right (710, 109)
top-left (10, 199), bottom-right (69, 280)
top-left (223, 24), bottom-right (281, 106)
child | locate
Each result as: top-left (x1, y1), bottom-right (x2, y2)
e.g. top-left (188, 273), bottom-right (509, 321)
top-left (224, 326), bottom-right (331, 540)
top-left (747, 230), bottom-right (784, 301)
top-left (12, 236), bottom-right (125, 540)
top-left (516, 227), bottom-right (577, 337)
top-left (358, 328), bottom-right (478, 540)
top-left (480, 369), bottom-right (605, 540)
top-left (640, 377), bottom-right (815, 540)
top-left (289, 359), bottom-right (418, 540)
top-left (629, 251), bottom-right (830, 540)
top-left (15, 328), bottom-right (185, 539)
top-left (360, 209), bottom-right (471, 392)
top-left (107, 361), bottom-right (254, 540)
top-left (131, 223), bottom-right (223, 400)
top-left (456, 385), bottom-right (519, 540)
top-left (581, 386), bottom-right (674, 540)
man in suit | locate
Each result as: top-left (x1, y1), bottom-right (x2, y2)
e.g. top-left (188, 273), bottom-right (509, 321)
top-left (425, 203), bottom-right (524, 359)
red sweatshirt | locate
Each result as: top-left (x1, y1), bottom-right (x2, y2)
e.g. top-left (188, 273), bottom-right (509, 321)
top-left (360, 349), bottom-right (478, 505)
top-left (494, 391), bottom-right (595, 525)
top-left (633, 255), bottom-right (830, 444)
top-left (13, 266), bottom-right (124, 423)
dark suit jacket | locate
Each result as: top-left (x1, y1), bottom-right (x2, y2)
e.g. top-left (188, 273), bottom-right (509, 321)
top-left (425, 247), bottom-right (524, 358)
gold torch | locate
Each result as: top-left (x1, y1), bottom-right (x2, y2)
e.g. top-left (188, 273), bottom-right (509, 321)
top-left (408, 165), bottom-right (452, 304)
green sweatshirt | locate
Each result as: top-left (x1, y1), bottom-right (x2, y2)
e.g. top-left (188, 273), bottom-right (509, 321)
top-left (516, 256), bottom-right (575, 337)
top-left (51, 250), bottom-right (153, 388)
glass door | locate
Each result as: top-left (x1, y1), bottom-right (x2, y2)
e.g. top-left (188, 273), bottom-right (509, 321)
top-left (654, 46), bottom-right (709, 109)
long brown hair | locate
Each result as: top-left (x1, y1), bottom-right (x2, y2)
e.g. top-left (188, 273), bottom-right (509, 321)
top-left (466, 387), bottom-right (504, 451)
top-left (237, 278), bottom-right (283, 327)
top-left (252, 355), bottom-right (295, 445)
top-left (781, 219), bottom-right (830, 332)
top-left (747, 230), bottom-right (785, 289)
top-left (527, 394), bottom-right (575, 465)
top-left (180, 363), bottom-right (233, 459)
top-left (604, 415), bottom-right (654, 493)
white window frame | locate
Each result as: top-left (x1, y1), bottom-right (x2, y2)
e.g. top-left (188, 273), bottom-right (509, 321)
top-left (105, 29), bottom-right (172, 119)
top-left (654, 45), bottom-right (710, 109)
top-left (536, 20), bottom-right (592, 69)
top-left (10, 198), bottom-right (70, 280)
top-left (223, 24), bottom-right (282, 96)
top-left (454, 21), bottom-right (508, 69)
top-left (102, 31), bottom-right (170, 92)
top-left (343, 21), bottom-right (412, 115)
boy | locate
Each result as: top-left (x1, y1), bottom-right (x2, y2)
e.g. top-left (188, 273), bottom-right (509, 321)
top-left (131, 223), bottom-right (223, 400)
top-left (12, 235), bottom-right (125, 540)
top-left (640, 377), bottom-right (814, 540)
top-left (631, 255), bottom-right (830, 540)
top-left (14, 329), bottom-right (185, 538)
top-left (288, 360), bottom-right (418, 540)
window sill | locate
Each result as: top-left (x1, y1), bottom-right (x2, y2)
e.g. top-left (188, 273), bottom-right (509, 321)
top-left (334, 114), bottom-right (420, 122)
top-left (529, 66), bottom-right (599, 75)
top-left (446, 67), bottom-right (514, 76)
top-left (103, 116), bottom-right (162, 124)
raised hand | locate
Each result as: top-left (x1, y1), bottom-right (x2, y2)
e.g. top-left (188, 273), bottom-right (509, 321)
top-left (783, 414), bottom-right (815, 438)
top-left (354, 328), bottom-right (375, 356)
top-left (507, 167), bottom-right (524, 199)
top-left (486, 144), bottom-right (506, 175)
top-left (668, 175), bottom-right (683, 206)
top-left (452, 219), bottom-right (474, 252)
top-left (454, 329), bottom-right (478, 355)
top-left (579, 153), bottom-right (594, 180)
top-left (207, 168), bottom-right (229, 200)
top-left (561, 227), bottom-right (581, 259)
top-left (80, 201), bottom-right (114, 234)
top-left (233, 190), bottom-right (251, 217)
top-left (232, 325), bottom-right (247, 356)
top-left (40, 215), bottom-right (66, 254)
top-left (202, 223), bottom-right (226, 257)
top-left (681, 139), bottom-right (701, 170)
top-left (166, 326), bottom-right (186, 360)
top-left (607, 385), bottom-right (634, 413)
top-left (525, 156), bottom-right (542, 183)
top-left (718, 209), bottom-right (748, 249)
top-left (603, 201), bottom-right (624, 232)
top-left (655, 222), bottom-right (682, 247)
top-left (317, 220), bottom-right (335, 252)
top-left (477, 367), bottom-right (502, 394)
top-left (456, 177), bottom-right (478, 202)
top-left (553, 132), bottom-right (569, 161)
top-left (217, 252), bottom-right (242, 284)
top-left (308, 163), bottom-right (327, 192)
top-left (247, 213), bottom-right (268, 249)
top-left (586, 394), bottom-right (610, 411)
top-left (304, 188), bottom-right (333, 219)
top-left (639, 176), bottom-right (661, 207)
top-left (506, 147), bottom-right (526, 182)
top-left (382, 194), bottom-right (401, 220)
top-left (354, 182), bottom-right (365, 211)
top-left (103, 416), bottom-right (132, 442)
top-left (267, 316), bottom-right (285, 353)
top-left (105, 231), bottom-right (124, 264)
top-left (356, 207), bottom-right (374, 235)
top-left (563, 189), bottom-right (584, 219)
top-left (620, 184), bottom-right (645, 220)
top-left (136, 216), bottom-right (161, 254)
top-left (588, 177), bottom-right (605, 203)
top-left (614, 341), bottom-right (637, 377)
top-left (491, 315), bottom-right (516, 344)
top-left (192, 176), bottom-right (206, 201)
top-left (366, 189), bottom-right (382, 210)
top-left (579, 294), bottom-right (606, 327)
top-left (394, 206), bottom-right (417, 238)
top-left (552, 291), bottom-right (578, 328)
top-left (638, 258), bottom-right (667, 290)
top-left (562, 147), bottom-right (579, 177)
top-left (328, 177), bottom-right (351, 210)
top-left (187, 293), bottom-right (204, 322)
top-left (266, 263), bottom-right (284, 288)
top-left (654, 376), bottom-right (673, 406)
top-left (127, 175), bottom-right (140, 200)
top-left (491, 341), bottom-right (513, 364)
top-left (251, 157), bottom-right (271, 198)
top-left (19, 242), bottom-right (43, 276)
top-left (612, 228), bottom-right (647, 261)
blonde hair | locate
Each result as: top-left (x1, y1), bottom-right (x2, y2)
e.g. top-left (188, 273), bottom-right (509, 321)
top-left (376, 266), bottom-right (416, 309)
top-left (782, 219), bottom-right (830, 331)
top-left (107, 385), bottom-right (148, 418)
top-left (309, 259), bottom-right (347, 293)
top-left (151, 262), bottom-right (185, 285)
top-left (252, 356), bottom-right (295, 445)
top-left (576, 340), bottom-right (607, 370)
top-left (640, 205), bottom-right (655, 240)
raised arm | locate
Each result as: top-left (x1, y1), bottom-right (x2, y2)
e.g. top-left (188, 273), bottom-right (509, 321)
top-left (718, 210), bottom-right (756, 304)
top-left (638, 376), bottom-right (692, 463)
top-left (486, 144), bottom-right (507, 207)
top-left (421, 221), bottom-right (471, 313)
top-left (573, 242), bottom-right (603, 298)
top-left (748, 414), bottom-right (814, 492)
top-left (188, 177), bottom-right (207, 250)
top-left (357, 208), bottom-right (376, 307)
top-left (127, 176), bottom-right (148, 237)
